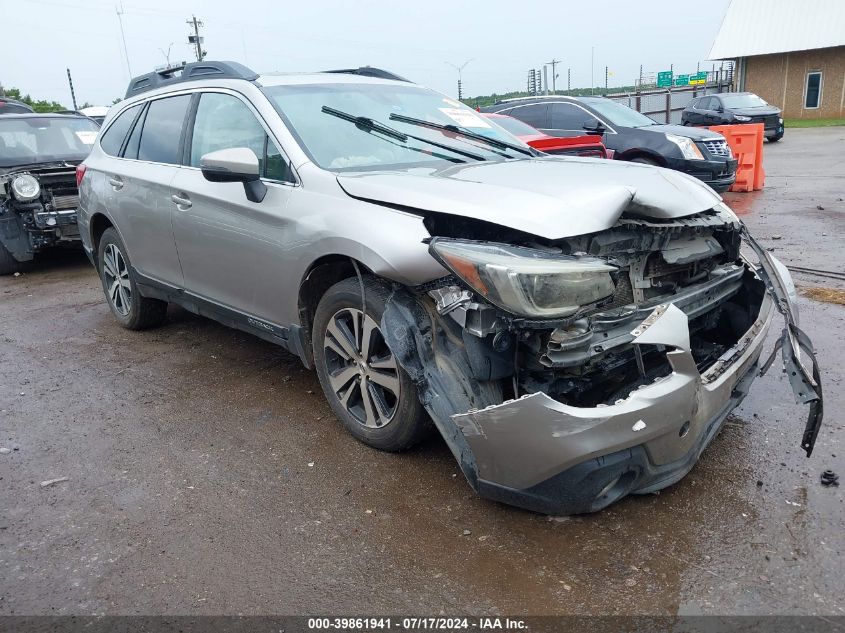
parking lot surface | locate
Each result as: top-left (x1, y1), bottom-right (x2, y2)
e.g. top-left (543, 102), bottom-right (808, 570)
top-left (1, 127), bottom-right (843, 616)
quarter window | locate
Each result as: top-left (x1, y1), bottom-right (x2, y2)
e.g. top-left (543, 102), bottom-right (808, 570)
top-left (137, 95), bottom-right (191, 164)
top-left (805, 72), bottom-right (822, 109)
top-left (99, 104), bottom-right (141, 156)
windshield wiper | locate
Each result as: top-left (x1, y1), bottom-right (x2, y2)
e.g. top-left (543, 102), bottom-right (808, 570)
top-left (321, 106), bottom-right (485, 162)
top-left (388, 113), bottom-right (534, 157)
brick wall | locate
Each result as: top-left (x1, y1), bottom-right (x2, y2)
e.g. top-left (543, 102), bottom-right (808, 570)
top-left (744, 46), bottom-right (845, 118)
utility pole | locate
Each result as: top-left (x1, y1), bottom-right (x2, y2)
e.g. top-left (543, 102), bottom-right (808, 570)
top-left (446, 59), bottom-right (472, 101)
top-left (187, 15), bottom-right (206, 62)
top-left (590, 46), bottom-right (595, 95)
top-left (605, 66), bottom-right (608, 91)
top-left (66, 68), bottom-right (78, 110)
top-left (115, 3), bottom-right (132, 78)
top-left (567, 68), bottom-right (571, 92)
top-left (543, 66), bottom-right (549, 95)
top-left (546, 58), bottom-right (561, 94)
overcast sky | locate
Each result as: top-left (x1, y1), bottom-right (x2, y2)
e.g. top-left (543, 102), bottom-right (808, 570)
top-left (1, 0), bottom-right (731, 106)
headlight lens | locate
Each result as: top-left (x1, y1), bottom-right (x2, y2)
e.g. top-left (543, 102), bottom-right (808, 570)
top-left (665, 134), bottom-right (704, 160)
top-left (779, 117), bottom-right (784, 124)
top-left (429, 239), bottom-right (617, 319)
top-left (11, 174), bottom-right (40, 201)
top-left (733, 115), bottom-right (752, 122)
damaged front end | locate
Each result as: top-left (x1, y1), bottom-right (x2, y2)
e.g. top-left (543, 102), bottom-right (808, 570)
top-left (382, 204), bottom-right (823, 515)
top-left (0, 166), bottom-right (82, 267)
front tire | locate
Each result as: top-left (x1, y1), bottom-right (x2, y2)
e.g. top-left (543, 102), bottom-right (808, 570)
top-left (630, 156), bottom-right (660, 166)
top-left (0, 242), bottom-right (21, 276)
top-left (97, 227), bottom-right (167, 330)
top-left (312, 276), bottom-right (430, 452)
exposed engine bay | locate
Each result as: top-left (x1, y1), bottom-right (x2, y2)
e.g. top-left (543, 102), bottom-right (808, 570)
top-left (0, 165), bottom-right (82, 265)
top-left (420, 206), bottom-right (758, 408)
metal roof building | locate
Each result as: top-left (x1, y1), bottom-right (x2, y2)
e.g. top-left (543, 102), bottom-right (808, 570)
top-left (709, 0), bottom-right (845, 118)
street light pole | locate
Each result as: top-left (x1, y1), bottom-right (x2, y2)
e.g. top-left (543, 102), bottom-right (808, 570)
top-left (445, 59), bottom-right (473, 101)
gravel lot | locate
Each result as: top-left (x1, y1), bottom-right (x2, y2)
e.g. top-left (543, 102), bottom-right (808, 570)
top-left (1, 127), bottom-right (843, 616)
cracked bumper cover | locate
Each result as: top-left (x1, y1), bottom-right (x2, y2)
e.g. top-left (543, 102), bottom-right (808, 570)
top-left (453, 299), bottom-right (773, 514)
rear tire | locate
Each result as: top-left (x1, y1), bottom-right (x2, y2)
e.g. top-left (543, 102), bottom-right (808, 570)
top-left (0, 242), bottom-right (21, 276)
top-left (97, 227), bottom-right (167, 330)
top-left (312, 276), bottom-right (431, 452)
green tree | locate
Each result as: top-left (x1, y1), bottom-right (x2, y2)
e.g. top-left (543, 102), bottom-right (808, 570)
top-left (1, 87), bottom-right (66, 112)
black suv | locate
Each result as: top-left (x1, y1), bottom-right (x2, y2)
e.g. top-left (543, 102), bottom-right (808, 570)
top-left (483, 96), bottom-right (737, 192)
top-left (682, 92), bottom-right (784, 142)
top-left (0, 98), bottom-right (35, 115)
top-left (0, 113), bottom-right (100, 274)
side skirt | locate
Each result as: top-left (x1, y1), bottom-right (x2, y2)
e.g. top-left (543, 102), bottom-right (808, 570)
top-left (133, 270), bottom-right (311, 368)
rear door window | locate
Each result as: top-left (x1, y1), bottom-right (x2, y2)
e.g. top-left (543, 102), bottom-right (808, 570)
top-left (509, 104), bottom-right (548, 129)
top-left (99, 104), bottom-right (141, 156)
top-left (549, 103), bottom-right (589, 130)
top-left (137, 95), bottom-right (191, 164)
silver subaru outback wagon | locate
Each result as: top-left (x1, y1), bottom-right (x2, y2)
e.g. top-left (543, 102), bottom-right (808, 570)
top-left (77, 61), bottom-right (823, 515)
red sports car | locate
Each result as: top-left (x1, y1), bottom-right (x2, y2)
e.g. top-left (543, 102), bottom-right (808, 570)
top-left (482, 112), bottom-right (610, 158)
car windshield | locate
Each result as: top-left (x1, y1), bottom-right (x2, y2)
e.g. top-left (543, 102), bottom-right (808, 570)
top-left (582, 99), bottom-right (657, 128)
top-left (0, 116), bottom-right (99, 167)
top-left (262, 82), bottom-right (527, 171)
top-left (485, 115), bottom-right (542, 137)
top-left (720, 93), bottom-right (770, 108)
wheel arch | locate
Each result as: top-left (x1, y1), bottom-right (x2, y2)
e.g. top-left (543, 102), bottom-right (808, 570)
top-left (617, 149), bottom-right (667, 166)
top-left (88, 212), bottom-right (115, 268)
top-left (296, 254), bottom-right (375, 368)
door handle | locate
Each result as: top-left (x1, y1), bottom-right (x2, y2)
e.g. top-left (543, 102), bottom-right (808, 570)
top-left (108, 176), bottom-right (124, 190)
top-left (171, 193), bottom-right (192, 209)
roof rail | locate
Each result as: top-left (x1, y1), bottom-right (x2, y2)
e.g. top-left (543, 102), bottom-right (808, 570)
top-left (125, 60), bottom-right (259, 99)
top-left (323, 67), bottom-right (411, 82)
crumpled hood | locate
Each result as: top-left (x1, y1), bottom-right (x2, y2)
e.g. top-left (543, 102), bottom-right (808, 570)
top-left (337, 157), bottom-right (721, 240)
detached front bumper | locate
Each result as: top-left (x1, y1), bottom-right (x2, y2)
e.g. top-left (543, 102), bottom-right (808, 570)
top-left (385, 235), bottom-right (823, 516)
top-left (453, 298), bottom-right (774, 515)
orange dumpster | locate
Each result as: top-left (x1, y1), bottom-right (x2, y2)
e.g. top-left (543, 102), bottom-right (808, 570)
top-left (708, 123), bottom-right (764, 192)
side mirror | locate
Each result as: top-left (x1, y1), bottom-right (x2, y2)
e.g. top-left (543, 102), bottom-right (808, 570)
top-left (200, 147), bottom-right (267, 203)
top-left (582, 117), bottom-right (605, 134)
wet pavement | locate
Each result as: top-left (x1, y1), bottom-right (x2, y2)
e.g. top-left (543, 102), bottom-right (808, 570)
top-left (1, 127), bottom-right (843, 616)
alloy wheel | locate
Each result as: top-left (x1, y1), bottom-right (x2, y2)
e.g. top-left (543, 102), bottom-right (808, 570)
top-left (323, 307), bottom-right (401, 428)
top-left (102, 243), bottom-right (131, 316)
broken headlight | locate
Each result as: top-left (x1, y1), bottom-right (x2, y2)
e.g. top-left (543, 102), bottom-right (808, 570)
top-left (429, 238), bottom-right (617, 319)
top-left (11, 174), bottom-right (40, 201)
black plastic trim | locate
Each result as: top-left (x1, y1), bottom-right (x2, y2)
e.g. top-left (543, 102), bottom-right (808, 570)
top-left (125, 61), bottom-right (259, 98)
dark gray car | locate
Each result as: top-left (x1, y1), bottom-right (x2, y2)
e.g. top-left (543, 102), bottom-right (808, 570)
top-left (76, 61), bottom-right (822, 515)
top-left (682, 92), bottom-right (784, 141)
top-left (0, 113), bottom-right (100, 274)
